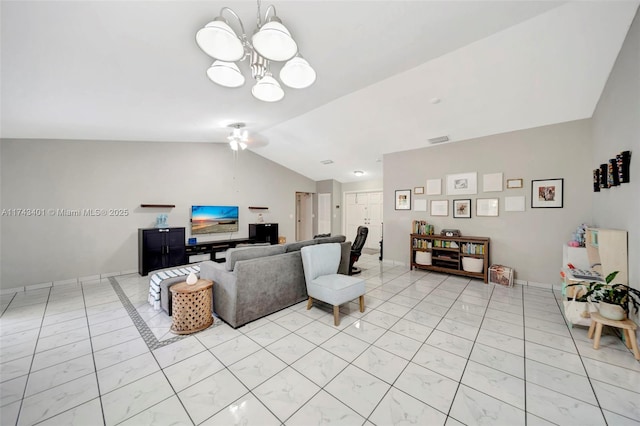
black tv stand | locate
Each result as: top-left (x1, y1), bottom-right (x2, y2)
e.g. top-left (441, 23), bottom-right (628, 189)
top-left (185, 238), bottom-right (255, 263)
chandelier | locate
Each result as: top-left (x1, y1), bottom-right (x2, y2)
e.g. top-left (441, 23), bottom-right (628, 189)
top-left (196, 1), bottom-right (316, 102)
top-left (227, 123), bottom-right (248, 151)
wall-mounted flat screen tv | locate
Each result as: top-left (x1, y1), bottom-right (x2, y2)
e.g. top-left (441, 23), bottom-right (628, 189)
top-left (191, 205), bottom-right (239, 234)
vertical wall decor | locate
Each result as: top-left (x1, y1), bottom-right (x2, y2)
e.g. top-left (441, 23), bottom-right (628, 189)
top-left (594, 150), bottom-right (631, 192)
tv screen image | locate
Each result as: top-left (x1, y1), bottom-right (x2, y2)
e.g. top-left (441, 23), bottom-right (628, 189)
top-left (191, 206), bottom-right (239, 234)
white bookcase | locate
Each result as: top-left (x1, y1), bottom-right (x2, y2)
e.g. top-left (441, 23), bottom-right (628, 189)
top-left (586, 228), bottom-right (628, 285)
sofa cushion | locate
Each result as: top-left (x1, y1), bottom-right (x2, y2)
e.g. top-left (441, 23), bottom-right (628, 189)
top-left (284, 239), bottom-right (318, 253)
top-left (225, 244), bottom-right (285, 271)
top-left (315, 235), bottom-right (347, 244)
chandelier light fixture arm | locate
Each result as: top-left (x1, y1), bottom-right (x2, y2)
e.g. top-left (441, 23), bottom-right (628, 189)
top-left (196, 0), bottom-right (316, 102)
top-left (219, 7), bottom-right (247, 40)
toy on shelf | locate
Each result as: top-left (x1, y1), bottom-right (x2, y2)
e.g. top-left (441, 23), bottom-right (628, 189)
top-left (568, 223), bottom-right (589, 247)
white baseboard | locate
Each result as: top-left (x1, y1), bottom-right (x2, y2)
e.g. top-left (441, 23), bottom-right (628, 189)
top-left (79, 274), bottom-right (100, 282)
top-left (28, 282), bottom-right (53, 290)
top-left (1, 286), bottom-right (25, 295)
top-left (53, 278), bottom-right (78, 286)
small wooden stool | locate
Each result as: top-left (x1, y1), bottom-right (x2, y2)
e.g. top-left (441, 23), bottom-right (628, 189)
top-left (169, 279), bottom-right (213, 335)
top-left (588, 312), bottom-right (640, 360)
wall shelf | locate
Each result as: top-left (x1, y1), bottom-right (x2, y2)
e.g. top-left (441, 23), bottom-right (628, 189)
top-left (140, 204), bottom-right (175, 208)
top-left (248, 206), bottom-right (269, 210)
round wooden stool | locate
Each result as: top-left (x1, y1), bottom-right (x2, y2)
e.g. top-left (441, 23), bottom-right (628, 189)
top-left (169, 279), bottom-right (213, 335)
top-left (587, 312), bottom-right (640, 360)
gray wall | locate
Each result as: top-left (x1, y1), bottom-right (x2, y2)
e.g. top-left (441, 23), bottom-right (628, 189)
top-left (383, 120), bottom-right (593, 285)
top-left (0, 139), bottom-right (315, 289)
top-left (591, 10), bottom-right (639, 320)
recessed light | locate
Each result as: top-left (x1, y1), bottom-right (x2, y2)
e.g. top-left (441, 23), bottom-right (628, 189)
top-left (353, 171), bottom-right (365, 177)
top-left (430, 97), bottom-right (441, 104)
top-left (320, 159), bottom-right (334, 165)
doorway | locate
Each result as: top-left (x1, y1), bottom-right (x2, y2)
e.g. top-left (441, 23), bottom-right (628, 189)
top-left (344, 191), bottom-right (383, 250)
top-left (295, 192), bottom-right (313, 241)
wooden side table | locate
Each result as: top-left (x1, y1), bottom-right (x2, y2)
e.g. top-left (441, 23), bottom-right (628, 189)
top-left (169, 279), bottom-right (213, 335)
top-left (588, 312), bottom-right (640, 360)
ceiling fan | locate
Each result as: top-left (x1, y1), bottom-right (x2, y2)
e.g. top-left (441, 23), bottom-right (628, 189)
top-left (225, 122), bottom-right (268, 151)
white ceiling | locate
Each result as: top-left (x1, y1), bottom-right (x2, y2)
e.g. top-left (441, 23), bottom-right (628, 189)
top-left (1, 1), bottom-right (638, 182)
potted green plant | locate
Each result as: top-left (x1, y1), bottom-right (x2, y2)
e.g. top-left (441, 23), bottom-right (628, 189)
top-left (569, 271), bottom-right (640, 320)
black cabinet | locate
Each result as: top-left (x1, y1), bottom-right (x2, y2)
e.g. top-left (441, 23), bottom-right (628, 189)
top-left (249, 223), bottom-right (279, 244)
top-left (138, 227), bottom-right (187, 276)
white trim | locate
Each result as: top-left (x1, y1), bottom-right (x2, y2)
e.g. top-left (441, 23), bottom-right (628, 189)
top-left (53, 278), bottom-right (78, 286)
top-left (1, 286), bottom-right (25, 294)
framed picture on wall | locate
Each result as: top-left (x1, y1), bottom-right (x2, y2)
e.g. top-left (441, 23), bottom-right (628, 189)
top-left (506, 178), bottom-right (524, 189)
top-left (453, 199), bottom-right (471, 218)
top-left (414, 186), bottom-right (424, 195)
top-left (531, 178), bottom-right (564, 208)
top-left (395, 189), bottom-right (411, 210)
top-left (446, 172), bottom-right (477, 195)
top-left (476, 198), bottom-right (499, 216)
top-left (426, 179), bottom-right (442, 195)
top-left (430, 200), bottom-right (448, 216)
top-left (482, 172), bottom-right (503, 192)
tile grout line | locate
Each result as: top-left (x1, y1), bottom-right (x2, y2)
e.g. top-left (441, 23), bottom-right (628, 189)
top-left (79, 279), bottom-right (108, 426)
top-left (442, 279), bottom-right (497, 423)
top-left (13, 286), bottom-right (52, 426)
top-left (522, 283), bottom-right (528, 426)
top-left (551, 286), bottom-right (610, 425)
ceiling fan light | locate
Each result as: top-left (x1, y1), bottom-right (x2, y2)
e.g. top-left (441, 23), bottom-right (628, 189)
top-left (206, 61), bottom-right (245, 88)
top-left (280, 56), bottom-right (316, 89)
top-left (251, 74), bottom-right (284, 102)
top-left (252, 20), bottom-right (297, 62)
top-left (239, 141), bottom-right (248, 150)
top-left (229, 139), bottom-right (239, 151)
top-left (196, 19), bottom-right (244, 62)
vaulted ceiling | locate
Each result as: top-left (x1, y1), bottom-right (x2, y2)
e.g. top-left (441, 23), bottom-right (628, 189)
top-left (2, 1), bottom-right (638, 182)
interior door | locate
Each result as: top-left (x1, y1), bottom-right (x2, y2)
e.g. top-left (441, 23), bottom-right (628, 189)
top-left (365, 192), bottom-right (383, 250)
top-left (345, 191), bottom-right (383, 250)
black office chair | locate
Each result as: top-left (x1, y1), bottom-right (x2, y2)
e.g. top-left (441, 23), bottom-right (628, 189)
top-left (349, 226), bottom-right (369, 275)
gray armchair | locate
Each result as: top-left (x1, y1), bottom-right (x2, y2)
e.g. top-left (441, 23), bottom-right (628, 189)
top-left (301, 243), bottom-right (365, 326)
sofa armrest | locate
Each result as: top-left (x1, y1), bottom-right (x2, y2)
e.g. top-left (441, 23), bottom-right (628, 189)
top-left (200, 261), bottom-right (241, 327)
top-left (199, 260), bottom-right (225, 280)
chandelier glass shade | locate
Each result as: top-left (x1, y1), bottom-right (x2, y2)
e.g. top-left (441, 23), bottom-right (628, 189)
top-left (206, 61), bottom-right (245, 88)
top-left (196, 20), bottom-right (244, 62)
top-left (280, 56), bottom-right (316, 89)
top-left (251, 73), bottom-right (284, 102)
top-left (251, 19), bottom-right (297, 62)
top-left (195, 1), bottom-right (315, 102)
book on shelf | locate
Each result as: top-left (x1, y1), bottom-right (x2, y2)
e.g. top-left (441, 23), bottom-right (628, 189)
top-left (461, 243), bottom-right (485, 255)
top-left (412, 220), bottom-right (433, 235)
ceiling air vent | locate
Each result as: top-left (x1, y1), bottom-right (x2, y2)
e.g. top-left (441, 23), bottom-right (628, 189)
top-left (320, 159), bottom-right (334, 165)
top-left (428, 136), bottom-right (449, 144)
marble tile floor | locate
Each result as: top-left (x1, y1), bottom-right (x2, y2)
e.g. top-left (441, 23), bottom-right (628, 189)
top-left (1, 253), bottom-right (639, 425)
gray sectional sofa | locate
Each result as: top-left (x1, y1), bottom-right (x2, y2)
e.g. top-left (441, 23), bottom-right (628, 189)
top-left (199, 235), bottom-right (351, 328)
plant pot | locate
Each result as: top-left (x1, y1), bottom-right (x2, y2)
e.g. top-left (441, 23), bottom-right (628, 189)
top-left (598, 302), bottom-right (626, 321)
